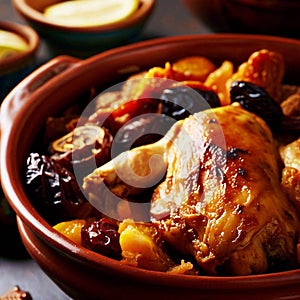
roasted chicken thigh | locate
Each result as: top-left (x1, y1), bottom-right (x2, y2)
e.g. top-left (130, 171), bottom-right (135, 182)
top-left (83, 105), bottom-right (300, 275)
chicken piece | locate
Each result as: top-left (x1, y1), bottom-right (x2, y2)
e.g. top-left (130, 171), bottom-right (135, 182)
top-left (280, 138), bottom-right (300, 264)
top-left (281, 167), bottom-right (300, 215)
top-left (82, 138), bottom-right (168, 221)
top-left (151, 105), bottom-right (299, 275)
top-left (280, 138), bottom-right (300, 170)
top-left (83, 105), bottom-right (300, 275)
top-left (280, 138), bottom-right (300, 215)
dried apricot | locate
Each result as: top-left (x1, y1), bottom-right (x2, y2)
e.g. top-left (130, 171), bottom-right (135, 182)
top-left (204, 60), bottom-right (234, 106)
top-left (230, 80), bottom-right (283, 132)
top-left (145, 62), bottom-right (173, 79)
top-left (172, 56), bottom-right (216, 82)
top-left (53, 219), bottom-right (86, 245)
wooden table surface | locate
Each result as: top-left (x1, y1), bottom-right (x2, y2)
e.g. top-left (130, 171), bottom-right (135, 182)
top-left (0, 1), bottom-right (210, 299)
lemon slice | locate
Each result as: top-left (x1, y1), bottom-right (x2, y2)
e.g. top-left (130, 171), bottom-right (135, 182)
top-left (0, 30), bottom-right (29, 60)
top-left (44, 0), bottom-right (140, 27)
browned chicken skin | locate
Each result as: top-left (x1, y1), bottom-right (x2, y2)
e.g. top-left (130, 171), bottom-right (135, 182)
top-left (83, 105), bottom-right (300, 275)
top-left (280, 139), bottom-right (300, 219)
top-left (152, 105), bottom-right (300, 275)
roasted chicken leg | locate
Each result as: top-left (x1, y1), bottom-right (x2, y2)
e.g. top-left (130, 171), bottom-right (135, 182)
top-left (83, 105), bottom-right (300, 275)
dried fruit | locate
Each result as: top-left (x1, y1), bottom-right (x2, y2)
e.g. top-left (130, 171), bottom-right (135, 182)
top-left (110, 98), bottom-right (161, 134)
top-left (229, 49), bottom-right (285, 102)
top-left (160, 84), bottom-right (220, 120)
top-left (172, 56), bottom-right (216, 82)
top-left (25, 153), bottom-right (93, 224)
top-left (204, 60), bottom-right (234, 106)
top-left (230, 80), bottom-right (283, 132)
top-left (112, 114), bottom-right (174, 156)
top-left (51, 124), bottom-right (113, 178)
top-left (119, 219), bottom-right (175, 271)
top-left (53, 219), bottom-right (86, 244)
top-left (81, 218), bottom-right (122, 259)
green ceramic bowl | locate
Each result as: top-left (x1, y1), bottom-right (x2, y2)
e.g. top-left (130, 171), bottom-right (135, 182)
top-left (12, 0), bottom-right (155, 56)
top-left (0, 20), bottom-right (39, 101)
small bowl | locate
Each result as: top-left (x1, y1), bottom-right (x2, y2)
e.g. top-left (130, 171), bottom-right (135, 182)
top-left (181, 0), bottom-right (300, 37)
top-left (2, 34), bottom-right (300, 300)
top-left (12, 0), bottom-right (155, 56)
top-left (0, 20), bottom-right (39, 101)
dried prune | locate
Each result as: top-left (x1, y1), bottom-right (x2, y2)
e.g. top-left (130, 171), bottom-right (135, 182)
top-left (160, 85), bottom-right (220, 120)
top-left (81, 218), bottom-right (121, 259)
top-left (111, 85), bottom-right (221, 156)
top-left (25, 153), bottom-right (94, 225)
top-left (230, 81), bottom-right (283, 132)
top-left (112, 114), bottom-right (175, 156)
top-left (51, 124), bottom-right (112, 180)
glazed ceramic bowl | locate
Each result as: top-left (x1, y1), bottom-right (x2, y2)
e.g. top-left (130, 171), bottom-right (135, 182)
top-left (1, 34), bottom-right (300, 300)
top-left (12, 0), bottom-right (155, 56)
top-left (0, 20), bottom-right (39, 101)
top-left (181, 0), bottom-right (300, 38)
